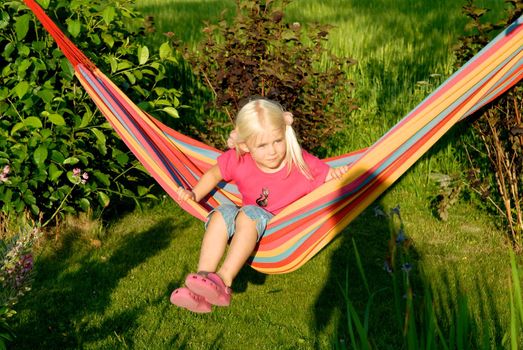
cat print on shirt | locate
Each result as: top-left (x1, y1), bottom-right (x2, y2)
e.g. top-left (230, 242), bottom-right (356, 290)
top-left (256, 188), bottom-right (269, 207)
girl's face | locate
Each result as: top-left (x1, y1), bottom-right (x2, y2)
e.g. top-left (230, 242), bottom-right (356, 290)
top-left (241, 127), bottom-right (287, 173)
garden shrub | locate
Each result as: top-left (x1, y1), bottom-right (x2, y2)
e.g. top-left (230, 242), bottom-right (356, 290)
top-left (181, 0), bottom-right (358, 156)
top-left (0, 0), bottom-right (182, 225)
top-left (454, 0), bottom-right (523, 247)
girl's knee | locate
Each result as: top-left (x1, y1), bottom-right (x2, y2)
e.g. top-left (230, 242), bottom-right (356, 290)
top-left (234, 212), bottom-right (257, 233)
top-left (205, 210), bottom-right (229, 239)
top-left (209, 210), bottom-right (225, 224)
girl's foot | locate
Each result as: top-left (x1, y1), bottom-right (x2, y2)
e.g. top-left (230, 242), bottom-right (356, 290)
top-left (185, 272), bottom-right (232, 306)
top-left (170, 287), bottom-right (212, 313)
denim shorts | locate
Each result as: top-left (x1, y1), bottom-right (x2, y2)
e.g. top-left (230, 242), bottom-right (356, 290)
top-left (205, 204), bottom-right (274, 242)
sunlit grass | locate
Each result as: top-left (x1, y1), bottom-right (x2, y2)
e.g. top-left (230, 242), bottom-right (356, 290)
top-left (134, 0), bottom-right (235, 44)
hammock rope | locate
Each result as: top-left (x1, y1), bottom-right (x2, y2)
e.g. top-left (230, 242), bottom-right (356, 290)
top-left (24, 0), bottom-right (523, 273)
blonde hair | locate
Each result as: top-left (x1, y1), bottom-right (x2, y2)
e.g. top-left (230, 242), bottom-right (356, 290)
top-left (234, 98), bottom-right (312, 179)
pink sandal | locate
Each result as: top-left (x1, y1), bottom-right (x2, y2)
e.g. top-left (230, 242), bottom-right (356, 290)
top-left (185, 273), bottom-right (232, 306)
top-left (170, 287), bottom-right (212, 313)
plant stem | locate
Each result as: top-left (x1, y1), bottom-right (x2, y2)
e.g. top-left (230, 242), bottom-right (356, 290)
top-left (42, 184), bottom-right (76, 227)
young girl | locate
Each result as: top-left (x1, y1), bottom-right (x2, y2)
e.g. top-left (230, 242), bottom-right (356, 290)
top-left (170, 98), bottom-right (348, 313)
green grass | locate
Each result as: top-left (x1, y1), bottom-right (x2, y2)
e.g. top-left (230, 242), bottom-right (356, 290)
top-left (13, 195), bottom-right (519, 349)
top-left (11, 0), bottom-right (523, 348)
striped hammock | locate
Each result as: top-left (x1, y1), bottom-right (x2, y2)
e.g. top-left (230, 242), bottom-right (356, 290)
top-left (25, 0), bottom-right (523, 274)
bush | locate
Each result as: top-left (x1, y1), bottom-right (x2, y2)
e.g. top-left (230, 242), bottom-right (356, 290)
top-left (454, 0), bottom-right (523, 247)
top-left (181, 0), bottom-right (358, 155)
top-left (0, 0), bottom-right (182, 225)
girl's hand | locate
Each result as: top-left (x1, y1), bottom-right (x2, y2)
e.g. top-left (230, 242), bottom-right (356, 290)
top-left (326, 165), bottom-right (349, 182)
top-left (176, 187), bottom-right (196, 202)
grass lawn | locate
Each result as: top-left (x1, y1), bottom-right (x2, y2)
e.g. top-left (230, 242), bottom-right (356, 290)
top-left (13, 196), bottom-right (514, 349)
top-left (12, 0), bottom-right (522, 348)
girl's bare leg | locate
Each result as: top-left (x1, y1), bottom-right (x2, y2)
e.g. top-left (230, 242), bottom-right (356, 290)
top-left (217, 211), bottom-right (258, 287)
top-left (196, 212), bottom-right (229, 273)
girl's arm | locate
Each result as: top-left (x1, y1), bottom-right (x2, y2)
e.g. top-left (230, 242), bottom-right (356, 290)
top-left (176, 165), bottom-right (223, 202)
top-left (325, 165), bottom-right (349, 182)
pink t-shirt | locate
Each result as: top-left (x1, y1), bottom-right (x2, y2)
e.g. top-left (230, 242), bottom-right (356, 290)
top-left (217, 149), bottom-right (330, 215)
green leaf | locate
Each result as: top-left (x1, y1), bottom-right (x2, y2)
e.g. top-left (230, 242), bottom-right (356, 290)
top-left (91, 128), bottom-right (106, 145)
top-left (112, 149), bottom-right (129, 166)
top-left (80, 110), bottom-right (94, 128)
top-left (107, 56), bottom-right (118, 73)
top-left (137, 186), bottom-right (149, 196)
top-left (15, 14), bottom-right (31, 41)
top-left (78, 198), bottom-right (90, 211)
top-left (32, 41), bottom-right (47, 52)
top-left (117, 61), bottom-right (132, 71)
top-left (93, 171), bottom-right (110, 186)
top-left (0, 11), bottom-right (10, 30)
top-left (137, 46), bottom-right (149, 65)
top-left (88, 33), bottom-right (101, 45)
top-left (17, 59), bottom-right (32, 76)
top-left (48, 163), bottom-right (63, 182)
top-left (23, 189), bottom-right (36, 205)
top-left (2, 42), bottom-right (15, 60)
top-left (134, 163), bottom-right (148, 174)
top-left (133, 85), bottom-right (146, 97)
top-left (24, 117), bottom-right (43, 129)
top-left (51, 150), bottom-right (65, 163)
top-left (159, 42), bottom-right (172, 59)
top-left (63, 157), bottom-right (80, 165)
top-left (33, 145), bottom-right (48, 167)
top-left (36, 0), bottom-right (50, 9)
top-left (91, 128), bottom-right (107, 155)
top-left (15, 199), bottom-right (25, 213)
top-left (162, 107), bottom-right (179, 118)
top-left (154, 99), bottom-right (171, 106)
top-left (60, 58), bottom-right (74, 78)
top-left (98, 192), bottom-right (110, 207)
top-left (40, 128), bottom-right (53, 139)
top-left (11, 122), bottom-right (25, 135)
top-left (123, 71), bottom-right (136, 84)
top-left (66, 19), bottom-right (81, 38)
top-left (0, 88), bottom-right (8, 101)
top-left (14, 81), bottom-right (30, 99)
top-left (18, 44), bottom-right (30, 57)
top-left (102, 33), bottom-right (115, 48)
top-left (102, 6), bottom-right (116, 25)
top-left (66, 171), bottom-right (79, 184)
top-left (133, 70), bottom-right (143, 80)
top-left (1, 189), bottom-right (13, 204)
top-left (48, 113), bottom-right (66, 126)
top-left (37, 89), bottom-right (55, 104)
top-left (30, 204), bottom-right (40, 215)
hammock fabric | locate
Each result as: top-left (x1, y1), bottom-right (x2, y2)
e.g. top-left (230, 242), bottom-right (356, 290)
top-left (25, 0), bottom-right (523, 274)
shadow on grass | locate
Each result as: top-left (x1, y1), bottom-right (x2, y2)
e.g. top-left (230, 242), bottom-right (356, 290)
top-left (310, 202), bottom-right (406, 348)
top-left (12, 218), bottom-right (188, 349)
top-left (311, 199), bottom-right (508, 349)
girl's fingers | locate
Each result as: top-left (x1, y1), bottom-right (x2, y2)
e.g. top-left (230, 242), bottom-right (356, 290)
top-left (176, 188), bottom-right (192, 201)
top-left (334, 165), bottom-right (349, 180)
